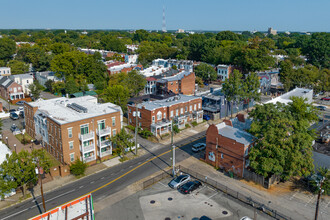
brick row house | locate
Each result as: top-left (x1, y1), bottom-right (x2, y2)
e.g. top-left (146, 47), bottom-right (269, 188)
top-left (25, 96), bottom-right (123, 165)
top-left (127, 95), bottom-right (203, 136)
top-left (205, 117), bottom-right (256, 178)
top-left (0, 76), bottom-right (25, 101)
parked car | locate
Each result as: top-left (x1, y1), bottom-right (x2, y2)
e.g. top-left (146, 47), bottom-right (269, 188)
top-left (316, 106), bottom-right (326, 111)
top-left (17, 106), bottom-right (24, 112)
top-left (9, 109), bottom-right (16, 113)
top-left (10, 112), bottom-right (19, 120)
top-left (240, 217), bottom-right (253, 220)
top-left (16, 101), bottom-right (26, 106)
top-left (321, 97), bottom-right (330, 101)
top-left (10, 124), bottom-right (19, 132)
top-left (313, 93), bottom-right (319, 98)
top-left (203, 115), bottom-right (210, 121)
top-left (178, 180), bottom-right (202, 194)
top-left (192, 143), bottom-right (206, 152)
top-left (168, 174), bottom-right (191, 189)
top-left (19, 111), bottom-right (24, 118)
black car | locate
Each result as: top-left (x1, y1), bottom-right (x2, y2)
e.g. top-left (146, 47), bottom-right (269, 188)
top-left (16, 101), bottom-right (27, 106)
top-left (10, 112), bottom-right (19, 120)
top-left (316, 106), bottom-right (327, 111)
top-left (19, 111), bottom-right (24, 118)
top-left (178, 180), bottom-right (202, 194)
top-left (9, 109), bottom-right (16, 113)
top-left (10, 124), bottom-right (18, 132)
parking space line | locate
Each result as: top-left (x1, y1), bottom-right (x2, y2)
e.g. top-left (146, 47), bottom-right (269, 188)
top-left (195, 186), bottom-right (206, 194)
top-left (305, 195), bottom-right (315, 206)
top-left (289, 192), bottom-right (297, 200)
top-left (158, 181), bottom-right (167, 188)
top-left (206, 192), bottom-right (219, 201)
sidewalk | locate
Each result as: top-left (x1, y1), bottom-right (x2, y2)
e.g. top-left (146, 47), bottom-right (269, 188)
top-left (178, 157), bottom-right (330, 220)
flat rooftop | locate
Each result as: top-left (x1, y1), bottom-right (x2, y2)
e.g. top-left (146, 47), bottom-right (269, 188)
top-left (134, 95), bottom-right (201, 111)
top-left (265, 88), bottom-right (313, 105)
top-left (216, 122), bottom-right (255, 146)
top-left (28, 96), bottom-right (122, 125)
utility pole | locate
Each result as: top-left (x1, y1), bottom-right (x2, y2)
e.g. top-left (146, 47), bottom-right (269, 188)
top-left (171, 120), bottom-right (175, 176)
top-left (134, 104), bottom-right (138, 155)
top-left (31, 140), bottom-right (46, 213)
top-left (314, 177), bottom-right (325, 220)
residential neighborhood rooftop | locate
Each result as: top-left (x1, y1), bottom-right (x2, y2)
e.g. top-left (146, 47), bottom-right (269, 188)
top-left (216, 122), bottom-right (255, 146)
top-left (28, 96), bottom-right (122, 125)
top-left (157, 70), bottom-right (192, 83)
top-left (265, 88), bottom-right (313, 105)
top-left (134, 95), bottom-right (201, 111)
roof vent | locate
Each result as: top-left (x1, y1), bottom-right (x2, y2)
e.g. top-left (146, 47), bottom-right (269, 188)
top-left (67, 103), bottom-right (88, 113)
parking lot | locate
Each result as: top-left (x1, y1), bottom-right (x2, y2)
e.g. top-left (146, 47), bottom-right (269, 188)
top-left (95, 177), bottom-right (272, 220)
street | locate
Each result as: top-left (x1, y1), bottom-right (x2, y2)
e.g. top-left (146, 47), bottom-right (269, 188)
top-left (0, 131), bottom-right (206, 220)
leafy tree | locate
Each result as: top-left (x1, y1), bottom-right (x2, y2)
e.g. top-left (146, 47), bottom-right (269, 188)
top-left (248, 97), bottom-right (317, 180)
top-left (124, 70), bottom-right (146, 97)
top-left (222, 70), bottom-right (242, 117)
top-left (45, 79), bottom-right (54, 92)
top-left (194, 63), bottom-right (217, 82)
top-left (28, 81), bottom-right (43, 100)
top-left (242, 72), bottom-right (260, 111)
top-left (0, 38), bottom-right (16, 61)
top-left (65, 78), bottom-right (80, 95)
top-left (133, 29), bottom-right (150, 43)
top-left (188, 34), bottom-right (206, 61)
top-left (110, 129), bottom-right (134, 156)
top-left (310, 167), bottom-right (330, 195)
top-left (49, 42), bottom-right (72, 55)
top-left (7, 60), bottom-right (29, 75)
top-left (0, 149), bottom-right (51, 198)
top-left (304, 32), bottom-right (330, 68)
top-left (195, 76), bottom-right (204, 88)
top-left (103, 85), bottom-right (130, 112)
top-left (216, 31), bottom-right (240, 41)
top-left (100, 35), bottom-right (127, 52)
top-left (69, 158), bottom-right (88, 176)
top-left (52, 81), bottom-right (65, 95)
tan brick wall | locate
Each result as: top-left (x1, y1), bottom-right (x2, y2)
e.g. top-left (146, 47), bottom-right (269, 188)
top-left (166, 81), bottom-right (180, 94)
top-left (25, 103), bottom-right (39, 139)
top-left (180, 72), bottom-right (195, 95)
top-left (205, 124), bottom-right (252, 178)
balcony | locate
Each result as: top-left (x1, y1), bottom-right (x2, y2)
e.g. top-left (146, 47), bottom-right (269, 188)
top-left (99, 149), bottom-right (112, 158)
top-left (79, 131), bottom-right (95, 141)
top-left (97, 127), bottom-right (111, 137)
top-left (83, 154), bottom-right (96, 163)
top-left (98, 140), bottom-right (111, 148)
top-left (80, 143), bottom-right (95, 153)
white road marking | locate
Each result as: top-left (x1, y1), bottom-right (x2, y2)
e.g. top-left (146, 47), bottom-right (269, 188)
top-left (289, 192), bottom-right (297, 200)
top-left (206, 192), bottom-right (219, 201)
top-left (305, 195), bottom-right (315, 206)
top-left (138, 162), bottom-right (142, 165)
top-left (79, 186), bottom-right (84, 189)
top-left (158, 181), bottom-right (167, 188)
top-left (129, 165), bottom-right (133, 168)
top-left (90, 181), bottom-right (94, 184)
top-left (101, 177), bottom-right (105, 179)
top-left (4, 189), bottom-right (76, 220)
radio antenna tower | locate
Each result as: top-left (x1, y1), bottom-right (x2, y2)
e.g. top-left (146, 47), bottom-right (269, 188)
top-left (162, 3), bottom-right (167, 32)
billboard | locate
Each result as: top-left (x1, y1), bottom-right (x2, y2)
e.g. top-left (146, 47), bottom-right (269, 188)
top-left (29, 194), bottom-right (94, 220)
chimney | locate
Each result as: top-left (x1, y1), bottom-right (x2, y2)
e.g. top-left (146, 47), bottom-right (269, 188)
top-left (236, 113), bottom-right (245, 123)
top-left (223, 119), bottom-right (233, 127)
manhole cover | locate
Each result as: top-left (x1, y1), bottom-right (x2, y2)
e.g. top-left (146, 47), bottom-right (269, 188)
top-left (168, 197), bottom-right (173, 201)
top-left (150, 200), bottom-right (155, 204)
top-left (165, 218), bottom-right (171, 220)
top-left (222, 211), bottom-right (228, 215)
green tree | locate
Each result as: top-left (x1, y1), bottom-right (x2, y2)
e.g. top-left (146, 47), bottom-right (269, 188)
top-left (216, 31), bottom-right (240, 42)
top-left (195, 76), bottom-right (204, 88)
top-left (194, 63), bottom-right (217, 82)
top-left (124, 70), bottom-right (146, 97)
top-left (248, 98), bottom-right (317, 180)
top-left (103, 85), bottom-right (130, 112)
top-left (45, 79), bottom-right (54, 92)
top-left (110, 129), bottom-right (134, 156)
top-left (0, 149), bottom-right (51, 198)
top-left (52, 81), bottom-right (65, 95)
top-left (49, 42), bottom-right (72, 55)
top-left (69, 158), bottom-right (88, 176)
top-left (0, 38), bottom-right (16, 61)
top-left (222, 70), bottom-right (242, 118)
top-left (65, 78), bottom-right (80, 95)
top-left (310, 167), bottom-right (330, 195)
top-left (242, 72), bottom-right (260, 111)
top-left (28, 81), bottom-right (42, 100)
top-left (304, 32), bottom-right (330, 68)
top-left (7, 60), bottom-right (29, 75)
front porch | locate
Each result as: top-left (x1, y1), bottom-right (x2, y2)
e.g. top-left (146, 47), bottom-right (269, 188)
top-left (9, 92), bottom-right (25, 100)
top-left (151, 120), bottom-right (172, 136)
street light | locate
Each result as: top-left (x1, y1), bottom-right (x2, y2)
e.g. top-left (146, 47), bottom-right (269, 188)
top-left (7, 99), bottom-right (10, 111)
top-left (5, 137), bottom-right (8, 146)
top-left (315, 177), bottom-right (326, 220)
top-left (13, 144), bottom-right (16, 153)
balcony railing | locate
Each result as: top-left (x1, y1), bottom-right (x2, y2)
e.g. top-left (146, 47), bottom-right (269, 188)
top-left (79, 131), bottom-right (95, 141)
top-left (83, 155), bottom-right (96, 163)
top-left (98, 140), bottom-right (111, 148)
top-left (80, 144), bottom-right (95, 153)
top-left (97, 127), bottom-right (111, 137)
top-left (99, 150), bottom-right (112, 157)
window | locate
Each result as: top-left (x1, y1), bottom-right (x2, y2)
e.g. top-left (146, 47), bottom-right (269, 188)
top-left (70, 153), bottom-right (75, 162)
top-left (163, 113), bottom-right (166, 118)
top-left (171, 82), bottom-right (173, 85)
top-left (9, 88), bottom-right (12, 91)
top-left (176, 109), bottom-right (179, 116)
top-left (157, 111), bottom-right (162, 120)
top-left (170, 110), bottom-right (173, 117)
top-left (80, 124), bottom-right (89, 135)
top-left (244, 148), bottom-right (249, 157)
top-left (113, 129), bottom-right (116, 136)
top-left (194, 104), bottom-right (197, 111)
top-left (129, 119), bottom-right (132, 123)
top-left (198, 103), bottom-right (201, 109)
top-left (189, 105), bottom-right (192, 112)
top-left (98, 120), bottom-right (105, 130)
top-left (180, 108), bottom-right (183, 114)
top-left (152, 116), bottom-right (155, 123)
top-left (69, 141), bottom-right (74, 150)
top-left (221, 153), bottom-right (224, 159)
top-left (68, 128), bottom-right (73, 138)
top-left (112, 117), bottom-right (116, 126)
top-left (27, 80), bottom-right (29, 83)
top-left (185, 106), bottom-right (188, 112)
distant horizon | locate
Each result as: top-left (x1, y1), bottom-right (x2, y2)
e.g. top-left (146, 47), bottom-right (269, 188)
top-left (1, 0), bottom-right (329, 32)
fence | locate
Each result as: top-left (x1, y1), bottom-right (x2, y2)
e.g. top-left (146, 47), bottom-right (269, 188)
top-left (178, 165), bottom-right (292, 220)
top-left (142, 170), bottom-right (171, 189)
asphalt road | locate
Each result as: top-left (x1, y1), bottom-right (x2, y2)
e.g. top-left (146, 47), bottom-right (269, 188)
top-left (0, 131), bottom-right (206, 220)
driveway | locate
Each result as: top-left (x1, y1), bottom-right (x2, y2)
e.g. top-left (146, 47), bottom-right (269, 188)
top-left (40, 91), bottom-right (59, 100)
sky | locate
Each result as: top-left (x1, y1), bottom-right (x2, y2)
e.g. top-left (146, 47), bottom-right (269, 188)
top-left (1, 0), bottom-right (329, 32)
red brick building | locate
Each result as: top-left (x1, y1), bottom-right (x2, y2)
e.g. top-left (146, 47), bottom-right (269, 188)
top-left (205, 119), bottom-right (256, 177)
top-left (25, 96), bottom-right (123, 165)
top-left (156, 71), bottom-right (195, 96)
top-left (0, 76), bottom-right (25, 101)
top-left (127, 95), bottom-right (203, 136)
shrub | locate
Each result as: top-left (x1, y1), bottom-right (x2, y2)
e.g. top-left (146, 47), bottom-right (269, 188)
top-left (70, 158), bottom-right (88, 176)
top-left (139, 129), bottom-right (153, 139)
top-left (191, 121), bottom-right (198, 127)
top-left (185, 124), bottom-right (191, 129)
top-left (173, 125), bottom-right (180, 134)
top-left (126, 125), bottom-right (135, 131)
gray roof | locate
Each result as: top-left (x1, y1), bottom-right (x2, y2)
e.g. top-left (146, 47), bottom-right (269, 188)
top-left (0, 76), bottom-right (13, 88)
top-left (157, 71), bottom-right (192, 83)
top-left (11, 73), bottom-right (33, 79)
top-left (135, 95), bottom-right (201, 111)
top-left (231, 117), bottom-right (252, 131)
top-left (216, 122), bottom-right (255, 146)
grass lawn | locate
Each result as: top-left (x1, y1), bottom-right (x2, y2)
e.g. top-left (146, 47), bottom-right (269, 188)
top-left (15, 133), bottom-right (33, 144)
top-left (44, 151), bottom-right (61, 167)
